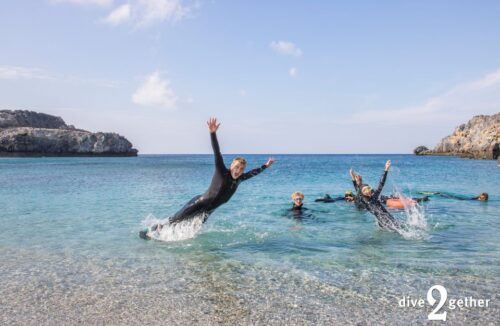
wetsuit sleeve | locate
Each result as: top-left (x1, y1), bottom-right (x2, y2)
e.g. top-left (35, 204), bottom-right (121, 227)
top-left (239, 165), bottom-right (267, 181)
top-left (374, 170), bottom-right (388, 198)
top-left (210, 132), bottom-right (226, 172)
top-left (352, 180), bottom-right (359, 191)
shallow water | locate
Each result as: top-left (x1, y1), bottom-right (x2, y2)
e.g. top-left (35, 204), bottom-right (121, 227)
top-left (0, 155), bottom-right (498, 324)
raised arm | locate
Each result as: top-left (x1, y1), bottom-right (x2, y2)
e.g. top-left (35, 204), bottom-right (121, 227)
top-left (240, 157), bottom-right (275, 181)
top-left (350, 169), bottom-right (361, 191)
top-left (374, 160), bottom-right (391, 198)
top-left (207, 117), bottom-right (226, 172)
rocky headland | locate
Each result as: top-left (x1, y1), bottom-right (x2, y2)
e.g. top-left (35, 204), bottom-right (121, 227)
top-left (415, 113), bottom-right (499, 160)
top-left (0, 110), bottom-right (138, 156)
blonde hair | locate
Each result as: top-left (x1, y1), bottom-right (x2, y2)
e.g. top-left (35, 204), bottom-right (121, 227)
top-left (231, 157), bottom-right (247, 166)
top-left (361, 186), bottom-right (372, 196)
top-left (291, 191), bottom-right (304, 200)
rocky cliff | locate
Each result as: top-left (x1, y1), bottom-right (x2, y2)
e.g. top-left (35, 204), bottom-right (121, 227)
top-left (415, 113), bottom-right (499, 159)
top-left (0, 110), bottom-right (138, 156)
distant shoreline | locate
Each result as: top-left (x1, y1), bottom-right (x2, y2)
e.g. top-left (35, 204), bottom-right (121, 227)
top-left (0, 152), bottom-right (138, 157)
top-left (2, 153), bottom-right (489, 157)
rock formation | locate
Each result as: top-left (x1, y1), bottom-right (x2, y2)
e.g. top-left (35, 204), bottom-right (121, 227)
top-left (413, 146), bottom-right (429, 155)
top-left (415, 113), bottom-right (499, 159)
top-left (0, 110), bottom-right (138, 156)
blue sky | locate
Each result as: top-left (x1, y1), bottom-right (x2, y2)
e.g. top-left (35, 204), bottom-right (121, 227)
top-left (1, 0), bottom-right (499, 153)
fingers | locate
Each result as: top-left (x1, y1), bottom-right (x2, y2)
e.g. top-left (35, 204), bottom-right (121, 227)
top-left (207, 117), bottom-right (220, 132)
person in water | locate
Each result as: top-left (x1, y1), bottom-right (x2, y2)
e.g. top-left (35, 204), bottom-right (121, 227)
top-left (143, 118), bottom-right (275, 238)
top-left (352, 160), bottom-right (401, 231)
top-left (291, 191), bottom-right (305, 210)
top-left (350, 169), bottom-right (428, 209)
top-left (419, 191), bottom-right (488, 201)
top-left (315, 191), bottom-right (355, 203)
top-left (289, 191), bottom-right (315, 222)
top-left (349, 170), bottom-right (369, 209)
top-left (380, 195), bottom-right (429, 209)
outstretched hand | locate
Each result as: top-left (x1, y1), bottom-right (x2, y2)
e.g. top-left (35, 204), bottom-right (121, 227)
top-left (385, 160), bottom-right (391, 171)
top-left (207, 117), bottom-right (220, 133)
top-left (349, 168), bottom-right (356, 180)
top-left (265, 157), bottom-right (275, 167)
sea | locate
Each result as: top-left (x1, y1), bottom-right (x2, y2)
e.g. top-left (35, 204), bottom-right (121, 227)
top-left (0, 154), bottom-right (498, 324)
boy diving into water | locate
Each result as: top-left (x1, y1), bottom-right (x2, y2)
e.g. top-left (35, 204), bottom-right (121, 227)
top-left (140, 118), bottom-right (275, 239)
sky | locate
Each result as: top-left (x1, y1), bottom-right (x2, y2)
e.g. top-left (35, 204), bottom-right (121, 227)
top-left (1, 0), bottom-right (499, 154)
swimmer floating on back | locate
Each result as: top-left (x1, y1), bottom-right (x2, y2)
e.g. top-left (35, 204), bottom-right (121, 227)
top-left (140, 117), bottom-right (275, 239)
top-left (418, 192), bottom-right (488, 201)
top-left (380, 195), bottom-right (429, 209)
top-left (315, 191), bottom-right (356, 203)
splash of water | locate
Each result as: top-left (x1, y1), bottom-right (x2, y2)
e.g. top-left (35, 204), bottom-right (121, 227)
top-left (141, 213), bottom-right (207, 242)
top-left (392, 192), bottom-right (429, 240)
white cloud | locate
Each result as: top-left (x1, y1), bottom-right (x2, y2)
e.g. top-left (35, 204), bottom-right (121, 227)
top-left (136, 0), bottom-right (189, 26)
top-left (342, 68), bottom-right (500, 126)
top-left (51, 0), bottom-right (113, 7)
top-left (270, 41), bottom-right (302, 57)
top-left (53, 0), bottom-right (191, 27)
top-left (103, 4), bottom-right (131, 25)
top-left (103, 0), bottom-right (190, 27)
top-left (132, 71), bottom-right (177, 109)
top-left (289, 67), bottom-right (297, 78)
top-left (0, 66), bottom-right (53, 80)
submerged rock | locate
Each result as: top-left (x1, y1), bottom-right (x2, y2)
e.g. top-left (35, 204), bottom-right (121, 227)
top-left (0, 110), bottom-right (138, 156)
top-left (416, 113), bottom-right (499, 160)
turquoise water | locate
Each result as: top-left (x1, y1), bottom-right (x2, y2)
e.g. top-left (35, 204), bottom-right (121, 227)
top-left (1, 155), bottom-right (498, 324)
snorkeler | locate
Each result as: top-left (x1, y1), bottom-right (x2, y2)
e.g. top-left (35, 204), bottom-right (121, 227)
top-left (418, 192), bottom-right (488, 201)
top-left (315, 191), bottom-right (355, 203)
top-left (291, 191), bottom-right (305, 210)
top-left (352, 160), bottom-right (401, 231)
top-left (141, 118), bottom-right (275, 239)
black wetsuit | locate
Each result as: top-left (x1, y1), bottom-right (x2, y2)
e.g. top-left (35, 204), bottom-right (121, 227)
top-left (352, 181), bottom-right (369, 209)
top-left (290, 204), bottom-right (310, 220)
top-left (315, 194), bottom-right (345, 203)
top-left (167, 132), bottom-right (267, 224)
top-left (356, 170), bottom-right (400, 231)
top-left (419, 192), bottom-right (480, 201)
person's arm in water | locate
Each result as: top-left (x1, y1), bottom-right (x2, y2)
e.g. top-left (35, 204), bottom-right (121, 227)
top-left (373, 160), bottom-right (391, 198)
top-left (207, 117), bottom-right (226, 172)
top-left (239, 157), bottom-right (275, 181)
